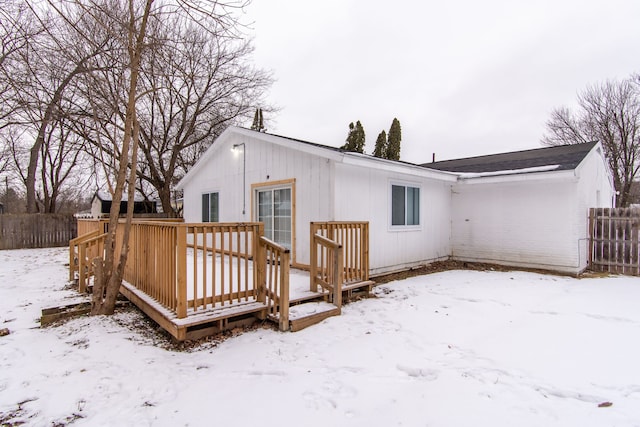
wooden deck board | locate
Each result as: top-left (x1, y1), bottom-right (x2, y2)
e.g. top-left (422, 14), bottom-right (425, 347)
top-left (120, 281), bottom-right (267, 341)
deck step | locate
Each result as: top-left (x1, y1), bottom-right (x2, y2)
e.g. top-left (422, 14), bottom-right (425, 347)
top-left (342, 279), bottom-right (375, 292)
top-left (288, 302), bottom-right (341, 332)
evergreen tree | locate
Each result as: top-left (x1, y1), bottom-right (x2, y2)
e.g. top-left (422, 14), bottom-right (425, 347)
top-left (340, 120), bottom-right (366, 153)
top-left (386, 118), bottom-right (401, 160)
top-left (341, 122), bottom-right (355, 150)
top-left (251, 108), bottom-right (265, 131)
top-left (373, 130), bottom-right (387, 158)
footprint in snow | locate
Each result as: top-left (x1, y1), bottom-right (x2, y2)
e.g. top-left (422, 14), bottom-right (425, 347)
top-left (396, 364), bottom-right (439, 381)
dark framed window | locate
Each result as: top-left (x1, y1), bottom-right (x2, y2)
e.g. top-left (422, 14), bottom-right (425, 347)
top-left (201, 192), bottom-right (219, 222)
top-left (391, 184), bottom-right (420, 226)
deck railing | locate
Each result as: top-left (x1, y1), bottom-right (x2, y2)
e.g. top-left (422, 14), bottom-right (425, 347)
top-left (258, 236), bottom-right (290, 331)
top-left (310, 233), bottom-right (343, 308)
top-left (310, 221), bottom-right (369, 284)
top-left (115, 221), bottom-right (263, 319)
top-left (69, 230), bottom-right (106, 293)
top-left (77, 219), bottom-right (110, 236)
top-left (185, 223), bottom-right (261, 315)
top-left (117, 221), bottom-right (183, 314)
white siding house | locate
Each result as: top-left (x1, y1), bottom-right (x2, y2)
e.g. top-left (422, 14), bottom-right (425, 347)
top-left (428, 142), bottom-right (615, 273)
top-left (177, 127), bottom-right (614, 276)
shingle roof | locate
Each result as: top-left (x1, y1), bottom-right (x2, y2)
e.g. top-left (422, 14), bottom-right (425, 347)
top-left (422, 142), bottom-right (597, 173)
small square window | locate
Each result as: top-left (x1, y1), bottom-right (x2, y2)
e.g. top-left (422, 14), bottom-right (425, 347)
top-left (391, 184), bottom-right (420, 227)
top-left (201, 192), bottom-right (219, 222)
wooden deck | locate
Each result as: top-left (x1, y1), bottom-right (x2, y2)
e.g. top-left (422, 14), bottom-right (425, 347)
top-left (71, 219), bottom-right (373, 341)
top-left (119, 268), bottom-right (373, 341)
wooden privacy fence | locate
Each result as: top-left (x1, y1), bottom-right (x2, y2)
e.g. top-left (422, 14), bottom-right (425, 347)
top-left (0, 214), bottom-right (77, 249)
top-left (589, 207), bottom-right (640, 275)
top-left (311, 221), bottom-right (369, 284)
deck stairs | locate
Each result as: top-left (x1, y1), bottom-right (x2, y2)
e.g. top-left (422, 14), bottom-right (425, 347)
top-left (267, 279), bottom-right (375, 332)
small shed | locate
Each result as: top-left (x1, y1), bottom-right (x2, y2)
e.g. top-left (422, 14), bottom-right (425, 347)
top-left (90, 190), bottom-right (157, 218)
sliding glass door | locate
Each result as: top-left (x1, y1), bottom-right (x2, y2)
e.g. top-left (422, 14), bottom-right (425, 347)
top-left (257, 187), bottom-right (292, 250)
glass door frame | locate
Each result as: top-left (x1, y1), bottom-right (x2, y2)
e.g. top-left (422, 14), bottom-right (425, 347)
top-left (251, 178), bottom-right (296, 264)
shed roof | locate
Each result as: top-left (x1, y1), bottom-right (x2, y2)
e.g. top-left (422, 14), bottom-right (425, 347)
top-left (423, 142), bottom-right (598, 173)
top-left (93, 190), bottom-right (146, 203)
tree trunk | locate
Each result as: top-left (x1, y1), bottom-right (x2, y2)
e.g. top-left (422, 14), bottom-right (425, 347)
top-left (91, 0), bottom-right (153, 315)
top-left (25, 63), bottom-right (86, 213)
top-left (158, 183), bottom-right (176, 218)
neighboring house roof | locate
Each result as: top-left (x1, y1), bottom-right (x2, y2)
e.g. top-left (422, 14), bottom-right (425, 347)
top-left (423, 142), bottom-right (598, 174)
top-left (93, 190), bottom-right (145, 203)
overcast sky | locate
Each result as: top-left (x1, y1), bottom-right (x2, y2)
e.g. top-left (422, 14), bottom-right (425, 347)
top-left (243, 0), bottom-right (639, 163)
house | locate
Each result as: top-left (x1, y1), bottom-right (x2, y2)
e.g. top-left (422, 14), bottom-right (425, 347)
top-left (90, 190), bottom-right (157, 218)
top-left (176, 127), bottom-right (614, 275)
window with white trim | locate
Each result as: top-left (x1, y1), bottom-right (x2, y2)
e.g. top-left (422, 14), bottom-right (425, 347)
top-left (391, 184), bottom-right (420, 226)
top-left (201, 192), bottom-right (219, 222)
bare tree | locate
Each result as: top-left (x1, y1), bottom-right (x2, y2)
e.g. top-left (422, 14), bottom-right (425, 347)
top-left (134, 18), bottom-right (271, 216)
top-left (46, 0), bottom-right (254, 315)
top-left (0, 0), bottom-right (44, 128)
top-left (542, 76), bottom-right (640, 207)
top-left (75, 8), bottom-right (271, 218)
top-left (2, 2), bottom-right (107, 213)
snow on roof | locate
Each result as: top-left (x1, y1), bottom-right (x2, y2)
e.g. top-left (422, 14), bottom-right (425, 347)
top-left (457, 164), bottom-right (561, 179)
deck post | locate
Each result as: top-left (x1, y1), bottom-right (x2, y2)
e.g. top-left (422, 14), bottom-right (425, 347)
top-left (363, 222), bottom-right (369, 280)
top-left (279, 250), bottom-right (290, 331)
top-left (333, 244), bottom-right (343, 311)
top-left (176, 224), bottom-right (187, 318)
top-left (78, 243), bottom-right (86, 293)
top-left (309, 223), bottom-right (317, 292)
top-left (69, 242), bottom-right (75, 282)
top-left (255, 224), bottom-right (266, 310)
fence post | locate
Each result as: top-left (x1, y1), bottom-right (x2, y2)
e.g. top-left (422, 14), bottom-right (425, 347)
top-left (588, 208), bottom-right (594, 269)
top-left (176, 225), bottom-right (187, 318)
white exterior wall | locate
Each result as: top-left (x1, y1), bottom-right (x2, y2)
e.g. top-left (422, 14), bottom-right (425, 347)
top-left (450, 146), bottom-right (614, 274)
top-left (90, 197), bottom-right (102, 218)
top-left (574, 145), bottom-right (616, 269)
top-left (181, 131), bottom-right (333, 265)
top-left (180, 129), bottom-right (614, 276)
top-left (333, 163), bottom-right (452, 275)
top-left (451, 176), bottom-right (581, 273)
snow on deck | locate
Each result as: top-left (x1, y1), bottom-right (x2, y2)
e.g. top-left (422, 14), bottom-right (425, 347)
top-left (184, 249), bottom-right (316, 303)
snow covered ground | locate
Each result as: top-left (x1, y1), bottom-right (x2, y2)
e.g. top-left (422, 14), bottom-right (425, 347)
top-left (1, 247), bottom-right (640, 426)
